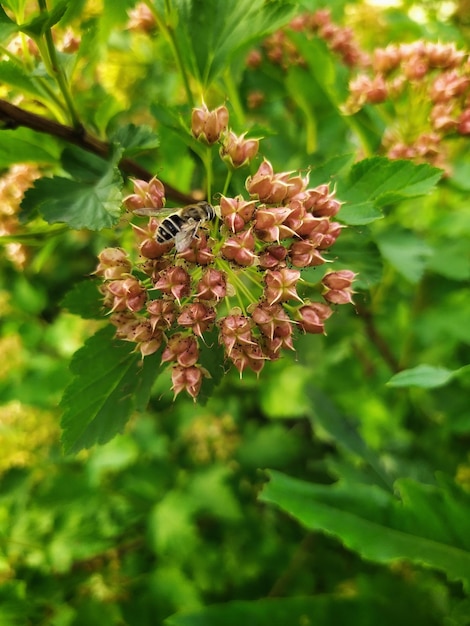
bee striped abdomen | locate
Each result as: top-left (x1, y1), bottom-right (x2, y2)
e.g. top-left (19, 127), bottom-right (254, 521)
top-left (156, 214), bottom-right (186, 243)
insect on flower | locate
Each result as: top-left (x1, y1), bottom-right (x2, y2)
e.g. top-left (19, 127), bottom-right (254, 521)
top-left (134, 201), bottom-right (217, 252)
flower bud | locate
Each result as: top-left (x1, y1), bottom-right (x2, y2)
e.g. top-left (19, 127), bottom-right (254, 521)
top-left (296, 302), bottom-right (333, 334)
top-left (154, 266), bottom-right (190, 303)
top-left (196, 268), bottom-right (227, 301)
top-left (322, 270), bottom-right (356, 305)
top-left (264, 268), bottom-right (302, 305)
top-left (258, 244), bottom-right (288, 269)
top-left (221, 229), bottom-right (257, 266)
top-left (220, 196), bottom-right (257, 233)
top-left (95, 247), bottom-right (132, 279)
top-left (171, 365), bottom-right (204, 400)
top-left (191, 104), bottom-right (229, 144)
top-left (161, 334), bottom-right (199, 367)
top-left (220, 131), bottom-right (259, 168)
top-left (123, 176), bottom-right (165, 212)
top-left (219, 315), bottom-right (256, 356)
top-left (177, 303), bottom-right (216, 337)
top-left (147, 299), bottom-right (176, 330)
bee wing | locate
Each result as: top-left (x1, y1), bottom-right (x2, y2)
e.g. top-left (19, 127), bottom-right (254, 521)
top-left (132, 207), bottom-right (176, 218)
top-left (174, 222), bottom-right (199, 252)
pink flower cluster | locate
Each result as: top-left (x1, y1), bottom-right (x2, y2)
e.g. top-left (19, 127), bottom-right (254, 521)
top-left (247, 9), bottom-right (368, 71)
top-left (96, 108), bottom-right (355, 401)
top-left (344, 41), bottom-right (470, 167)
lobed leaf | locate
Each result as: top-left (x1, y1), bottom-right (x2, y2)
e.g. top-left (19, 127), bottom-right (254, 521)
top-left (0, 128), bottom-right (60, 169)
top-left (260, 471), bottom-right (470, 589)
top-left (60, 325), bottom-right (162, 454)
top-left (61, 279), bottom-right (106, 320)
top-left (337, 158), bottom-right (442, 225)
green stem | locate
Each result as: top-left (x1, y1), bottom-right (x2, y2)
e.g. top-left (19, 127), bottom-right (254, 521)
top-left (203, 147), bottom-right (213, 201)
top-left (144, 0), bottom-right (195, 107)
top-left (37, 0), bottom-right (82, 129)
top-left (221, 169), bottom-right (233, 197)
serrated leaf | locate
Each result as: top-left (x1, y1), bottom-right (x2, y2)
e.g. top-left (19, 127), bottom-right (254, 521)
top-left (20, 150), bottom-right (123, 229)
top-left (337, 158), bottom-right (443, 225)
top-left (309, 153), bottom-right (355, 187)
top-left (0, 128), bottom-right (60, 168)
top-left (387, 364), bottom-right (458, 389)
top-left (375, 228), bottom-right (432, 283)
top-left (60, 325), bottom-right (161, 453)
top-left (110, 123), bottom-right (159, 158)
top-left (260, 471), bottom-right (470, 588)
top-left (0, 5), bottom-right (18, 40)
top-left (169, 0), bottom-right (295, 87)
top-left (61, 279), bottom-right (105, 319)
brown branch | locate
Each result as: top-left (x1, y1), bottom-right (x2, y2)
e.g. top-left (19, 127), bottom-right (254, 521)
top-left (0, 99), bottom-right (195, 205)
top-left (355, 302), bottom-right (400, 373)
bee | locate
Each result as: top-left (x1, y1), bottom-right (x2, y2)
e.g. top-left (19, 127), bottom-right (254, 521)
top-left (134, 201), bottom-right (216, 252)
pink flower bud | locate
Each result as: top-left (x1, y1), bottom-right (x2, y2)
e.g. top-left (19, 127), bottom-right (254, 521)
top-left (322, 270), bottom-right (356, 290)
top-left (219, 315), bottom-right (256, 356)
top-left (220, 196), bottom-right (257, 233)
top-left (107, 277), bottom-right (147, 312)
top-left (123, 176), bottom-right (165, 212)
top-left (147, 299), bottom-right (176, 330)
top-left (289, 240), bottom-right (327, 267)
top-left (171, 365), bottom-right (204, 400)
top-left (254, 206), bottom-right (297, 242)
top-left (296, 302), bottom-right (333, 334)
top-left (161, 334), bottom-right (199, 367)
top-left (177, 303), bottom-right (216, 337)
top-left (221, 229), bottom-right (257, 266)
top-left (196, 268), bottom-right (227, 301)
top-left (177, 232), bottom-right (215, 265)
top-left (95, 247), bottom-right (132, 279)
top-left (457, 109), bottom-right (470, 134)
top-left (220, 131), bottom-right (260, 168)
top-left (264, 268), bottom-right (302, 305)
top-left (258, 244), bottom-right (288, 269)
top-left (154, 266), bottom-right (190, 303)
top-left (246, 160), bottom-right (291, 204)
top-left (252, 303), bottom-right (292, 341)
top-left (132, 219), bottom-right (173, 259)
top-left (191, 103), bottom-right (229, 144)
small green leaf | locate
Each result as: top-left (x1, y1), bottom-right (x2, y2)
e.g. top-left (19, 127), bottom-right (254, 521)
top-left (0, 5), bottom-right (18, 40)
top-left (309, 153), bottom-right (355, 187)
top-left (19, 0), bottom-right (69, 36)
top-left (387, 364), bottom-right (459, 389)
top-left (60, 325), bottom-right (161, 453)
top-left (61, 279), bottom-right (105, 320)
top-left (110, 123), bottom-right (159, 158)
top-left (260, 471), bottom-right (470, 588)
top-left (376, 228), bottom-right (432, 283)
top-left (0, 61), bottom-right (47, 98)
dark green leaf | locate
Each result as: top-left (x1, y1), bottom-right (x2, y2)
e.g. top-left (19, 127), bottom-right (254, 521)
top-left (309, 153), bottom-right (355, 187)
top-left (60, 325), bottom-right (161, 453)
top-left (260, 471), bottom-right (470, 588)
top-left (197, 328), bottom-right (226, 402)
top-left (61, 279), bottom-right (105, 319)
top-left (20, 148), bottom-right (123, 229)
top-left (165, 595), bottom-right (442, 626)
top-left (387, 364), bottom-right (459, 389)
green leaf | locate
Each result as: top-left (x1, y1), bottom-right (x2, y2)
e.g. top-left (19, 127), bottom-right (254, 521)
top-left (0, 5), bottom-right (18, 40)
top-left (20, 148), bottom-right (123, 229)
top-left (309, 153), bottom-right (355, 188)
top-left (61, 279), bottom-right (105, 320)
top-left (110, 123), bottom-right (159, 158)
top-left (337, 158), bottom-right (443, 225)
top-left (0, 61), bottom-right (47, 98)
top-left (387, 364), bottom-right (460, 389)
top-left (260, 471), bottom-right (470, 588)
top-left (0, 128), bottom-right (60, 168)
top-left (60, 325), bottom-right (161, 453)
top-left (197, 328), bottom-right (226, 402)
top-left (375, 228), bottom-right (432, 283)
top-left (19, 0), bottom-right (69, 36)
top-left (169, 0), bottom-right (295, 87)
top-left (165, 595), bottom-right (442, 626)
